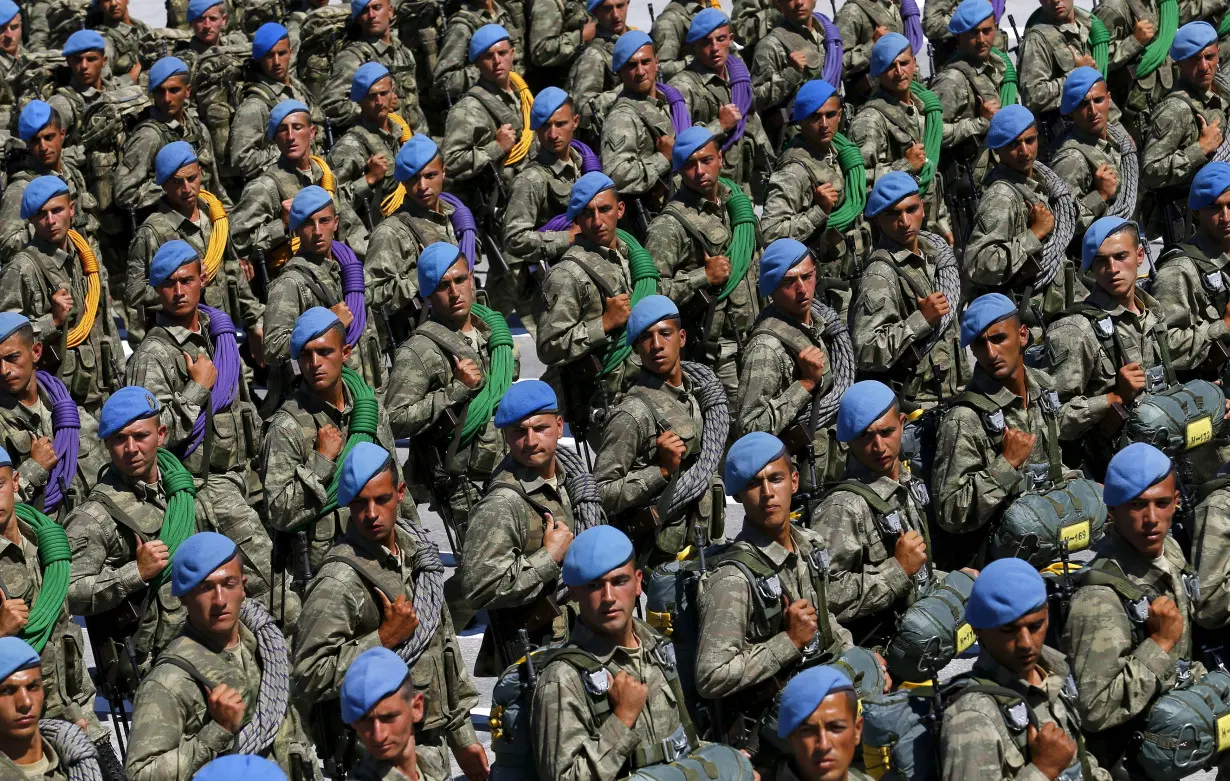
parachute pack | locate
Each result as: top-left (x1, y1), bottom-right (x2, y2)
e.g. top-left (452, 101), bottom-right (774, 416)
top-left (1124, 379), bottom-right (1227, 457)
top-left (1137, 670), bottom-right (1230, 781)
top-left (296, 5), bottom-right (351, 97)
top-left (9, 51), bottom-right (69, 110)
top-left (76, 84), bottom-right (151, 152)
top-left (884, 570), bottom-right (977, 685)
top-left (993, 478), bottom-right (1108, 568)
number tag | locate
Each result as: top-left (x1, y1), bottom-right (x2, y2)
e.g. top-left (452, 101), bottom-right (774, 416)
top-left (1218, 714), bottom-right (1230, 752)
top-left (956, 623), bottom-right (976, 653)
top-left (1186, 416), bottom-right (1213, 450)
top-left (1059, 521), bottom-right (1092, 553)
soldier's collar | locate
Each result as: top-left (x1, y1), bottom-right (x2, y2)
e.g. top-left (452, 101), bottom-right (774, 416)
top-left (1194, 231), bottom-right (1230, 267)
top-left (507, 459), bottom-right (563, 495)
top-left (678, 181), bottom-right (730, 211)
top-left (1102, 527), bottom-right (1181, 578)
top-left (162, 203), bottom-right (205, 232)
top-left (296, 381), bottom-right (352, 418)
top-left (874, 234), bottom-right (933, 264)
top-left (153, 310), bottom-right (210, 344)
top-left (348, 522), bottom-right (410, 563)
top-left (972, 644), bottom-right (1065, 695)
top-left (968, 365), bottom-right (1040, 408)
top-left (736, 523), bottom-right (804, 568)
top-left (31, 235), bottom-right (73, 269)
top-left (570, 616), bottom-right (657, 663)
top-left (0, 522), bottom-right (32, 559)
top-left (118, 469), bottom-right (167, 501)
top-left (782, 16), bottom-right (819, 38)
top-left (477, 78), bottom-right (517, 99)
top-left (993, 163), bottom-right (1041, 189)
top-left (1085, 286), bottom-right (1155, 321)
top-left (0, 387), bottom-right (46, 427)
top-left (403, 197), bottom-right (452, 223)
top-left (278, 156), bottom-right (319, 183)
top-left (634, 369), bottom-right (691, 399)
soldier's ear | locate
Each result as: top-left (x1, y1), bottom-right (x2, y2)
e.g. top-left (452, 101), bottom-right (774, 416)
top-left (615, 199), bottom-right (625, 221)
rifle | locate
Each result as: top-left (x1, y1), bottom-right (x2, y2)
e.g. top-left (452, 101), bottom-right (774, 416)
top-left (475, 162), bottom-right (511, 276)
top-left (1007, 14), bottom-right (1022, 54)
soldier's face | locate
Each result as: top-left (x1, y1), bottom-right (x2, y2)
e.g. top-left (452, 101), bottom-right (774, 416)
top-left (163, 161), bottom-right (203, 213)
top-left (360, 76), bottom-right (395, 124)
top-left (1038, 0), bottom-right (1072, 22)
top-left (957, 15), bottom-right (996, 59)
top-left (31, 194), bottom-right (74, 246)
top-left (975, 605), bottom-right (1048, 678)
top-left (537, 104), bottom-right (579, 157)
top-left (477, 40), bottom-right (515, 86)
top-left (738, 455), bottom-right (798, 533)
top-left (99, 0), bottom-right (128, 22)
top-left (679, 140), bottom-right (722, 196)
top-left (770, 254), bottom-right (817, 320)
top-left (872, 194), bottom-right (924, 247)
top-left (105, 416), bottom-right (167, 483)
top-left (27, 122), bottom-right (65, 170)
top-left (619, 45), bottom-right (658, 93)
top-left (776, 0), bottom-right (816, 25)
top-left (68, 51), bottom-right (106, 87)
top-left (570, 560), bottom-right (642, 636)
top-left (593, 0), bottom-right (629, 34)
top-left (258, 37), bottom-right (292, 83)
top-left (408, 156), bottom-right (444, 209)
top-left (190, 5), bottom-right (227, 47)
top-left (633, 317), bottom-right (685, 377)
top-left (787, 692), bottom-right (862, 781)
top-left (693, 25), bottom-right (732, 71)
top-left (1071, 80), bottom-right (1110, 137)
top-left (156, 260), bottom-right (205, 318)
top-left (1179, 44), bottom-right (1220, 92)
top-left (153, 75), bottom-right (192, 119)
top-left (504, 413), bottom-right (564, 471)
top-left (878, 49), bottom-right (915, 94)
top-left (355, 689), bottom-right (424, 762)
top-left (182, 556), bottom-right (245, 639)
top-left (0, 16), bottom-right (22, 56)
top-left (428, 258), bottom-right (474, 325)
top-left (0, 331), bottom-right (39, 400)
top-left (348, 467), bottom-right (406, 544)
top-left (296, 204), bottom-right (338, 256)
top-left (0, 668), bottom-right (44, 742)
top-left (0, 466), bottom-right (15, 530)
top-left (275, 113), bottom-right (317, 161)
top-left (996, 126), bottom-right (1039, 173)
top-left (850, 408), bottom-right (905, 476)
top-left (358, 0), bottom-right (393, 37)
top-left (1197, 190), bottom-right (1230, 243)
top-left (799, 97), bottom-right (842, 148)
top-left (575, 189), bottom-right (624, 247)
top-left (969, 316), bottom-right (1028, 381)
top-left (1090, 229), bottom-right (1142, 301)
top-left (1111, 472), bottom-right (1178, 559)
top-left (297, 327), bottom-right (350, 393)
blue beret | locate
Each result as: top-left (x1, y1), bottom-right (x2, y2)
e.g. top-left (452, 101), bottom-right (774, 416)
top-left (0, 637), bottom-right (41, 683)
top-left (870, 32), bottom-right (911, 77)
top-left (625, 295), bottom-right (680, 345)
top-left (776, 666), bottom-right (857, 738)
top-left (290, 306), bottom-right (340, 359)
top-left (148, 56), bottom-right (189, 93)
top-left (341, 648), bottom-right (410, 724)
top-left (186, 0), bottom-right (222, 22)
top-left (252, 22), bottom-right (289, 59)
top-left (986, 103), bottom-right (1036, 150)
top-left (1081, 215), bottom-right (1135, 271)
top-left (99, 386), bottom-right (161, 439)
top-left (960, 292), bottom-right (1018, 347)
top-left (612, 30), bottom-right (653, 71)
top-left (1171, 21), bottom-right (1218, 61)
top-left (0, 312), bottom-right (31, 344)
top-left (836, 380), bottom-right (898, 442)
top-left (395, 134), bottom-right (440, 182)
top-left (193, 756), bottom-right (287, 781)
top-left (724, 432), bottom-right (787, 495)
top-left (1104, 442), bottom-right (1173, 507)
top-left (266, 99), bottom-right (310, 140)
top-left (350, 61), bottom-right (391, 102)
top-left (0, 445), bottom-right (11, 469)
top-left (864, 171), bottom-right (919, 218)
top-left (567, 171), bottom-right (616, 221)
top-left (417, 242), bottom-right (463, 296)
top-left (758, 238), bottom-right (810, 295)
top-left (966, 558), bottom-right (1045, 628)
top-left (350, 0), bottom-right (371, 18)
top-left (337, 441), bottom-right (393, 507)
top-left (686, 8), bottom-right (730, 43)
top-left (171, 532), bottom-right (237, 597)
top-left (1060, 66), bottom-right (1104, 116)
top-left (288, 185), bottom-right (333, 231)
top-left (531, 86), bottom-right (569, 131)
top-left (20, 175), bottom-right (69, 220)
top-left (62, 29), bottom-right (106, 56)
top-left (469, 23), bottom-right (511, 62)
top-left (0, 0), bottom-right (20, 25)
top-left (791, 79), bottom-right (838, 123)
top-left (1189, 161), bottom-right (1230, 210)
top-left (495, 380), bottom-right (558, 428)
top-left (587, 0), bottom-right (605, 11)
top-left (154, 140), bottom-right (198, 186)
top-left (149, 239), bottom-right (200, 286)
top-left (671, 125), bottom-right (716, 171)
top-left (18, 100), bottom-right (53, 142)
top-left (947, 0), bottom-right (994, 34)
top-left (562, 525), bottom-right (635, 586)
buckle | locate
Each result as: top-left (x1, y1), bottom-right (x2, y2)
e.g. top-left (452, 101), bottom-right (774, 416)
top-left (661, 724), bottom-right (690, 763)
top-left (757, 574), bottom-right (783, 602)
top-left (878, 510), bottom-right (904, 535)
top-left (582, 668), bottom-right (611, 696)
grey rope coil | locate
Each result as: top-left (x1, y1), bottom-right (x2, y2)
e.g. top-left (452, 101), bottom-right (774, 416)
top-left (798, 298), bottom-right (855, 431)
top-left (1105, 123), bottom-right (1139, 220)
top-left (656, 361), bottom-right (729, 525)
top-left (234, 599), bottom-right (291, 756)
top-left (392, 519), bottom-right (446, 667)
top-left (554, 445), bottom-right (606, 531)
top-left (919, 231), bottom-right (963, 356)
top-left (39, 720), bottom-right (102, 781)
top-left (1213, 76), bottom-right (1230, 162)
top-left (1031, 161), bottom-right (1078, 291)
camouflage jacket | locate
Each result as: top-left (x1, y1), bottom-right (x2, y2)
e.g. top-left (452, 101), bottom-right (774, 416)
top-left (1149, 231), bottom-right (1230, 374)
top-left (1018, 9), bottom-right (1140, 116)
top-left (1049, 127), bottom-right (1131, 235)
top-left (650, 0), bottom-right (706, 80)
top-left (835, 0), bottom-right (902, 79)
top-left (229, 75), bottom-right (323, 182)
top-left (366, 197), bottom-right (459, 317)
top-left (503, 147), bottom-right (583, 268)
top-left (1141, 79), bottom-right (1230, 193)
top-left (321, 33), bottom-right (425, 134)
top-left (433, 3), bottom-right (524, 106)
top-left (750, 18), bottom-right (828, 115)
top-left (600, 88), bottom-right (674, 197)
top-left (668, 59), bottom-right (771, 190)
top-left (441, 78), bottom-right (536, 187)
top-left (114, 110), bottom-right (228, 214)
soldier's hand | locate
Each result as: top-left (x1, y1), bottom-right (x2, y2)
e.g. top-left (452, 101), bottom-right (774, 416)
top-left (782, 596), bottom-right (819, 650)
top-left (496, 124), bottom-right (518, 154)
top-left (582, 19), bottom-right (598, 43)
top-left (364, 154), bottom-right (389, 186)
top-left (1146, 595), bottom-right (1185, 653)
top-left (330, 302), bottom-right (355, 329)
top-left (1001, 427), bottom-right (1038, 469)
top-left (704, 254), bottom-right (732, 286)
top-left (917, 292), bottom-right (950, 327)
top-left (280, 198), bottom-right (293, 228)
top-left (247, 327), bottom-right (266, 369)
top-left (184, 352), bottom-right (218, 391)
top-left (797, 345), bottom-right (827, 391)
top-left (50, 288), bottom-right (73, 328)
top-left (0, 594), bottom-right (29, 636)
top-left (1133, 18), bottom-right (1155, 44)
top-left (453, 741), bottom-right (490, 781)
top-left (1093, 163), bottom-right (1119, 201)
top-left (567, 222), bottom-right (583, 244)
top-left (813, 182), bottom-right (840, 212)
top-left (654, 134), bottom-right (675, 160)
top-left (30, 436), bottom-right (58, 472)
top-left (718, 103), bottom-right (743, 133)
top-left (238, 257), bottom-right (255, 282)
top-left (656, 430), bottom-right (687, 477)
top-left (872, 25), bottom-right (890, 40)
top-left (315, 425), bottom-right (345, 461)
top-left (453, 356), bottom-right (483, 390)
top-left (1198, 114), bottom-right (1224, 156)
top-left (787, 51), bottom-right (809, 71)
top-left (206, 683), bottom-right (246, 734)
top-left (893, 530), bottom-right (928, 577)
top-left (609, 670), bottom-right (649, 728)
top-left (1027, 723), bottom-right (1077, 781)
top-left (127, 63), bottom-right (141, 84)
top-left (977, 95), bottom-right (1000, 120)
top-left (1074, 53), bottom-right (1097, 69)
top-left (1028, 201), bottom-right (1055, 241)
top-left (376, 590), bottom-right (420, 649)
top-left (602, 294), bottom-right (632, 332)
top-left (542, 513), bottom-right (575, 564)
top-left (904, 142), bottom-right (926, 173)
top-left (135, 539), bottom-right (170, 583)
top-left (1115, 362), bottom-right (1147, 405)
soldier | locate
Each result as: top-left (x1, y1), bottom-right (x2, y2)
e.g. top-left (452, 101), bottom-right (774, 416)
top-left (775, 667), bottom-right (873, 781)
top-left (942, 558), bottom-right (1112, 781)
top-left (566, 0), bottom-right (628, 125)
top-left (0, 176), bottom-right (123, 414)
top-left (930, 294), bottom-right (1073, 570)
top-left (599, 32), bottom-right (676, 210)
top-left (113, 56), bottom-right (228, 216)
top-left (645, 126), bottom-right (758, 396)
top-left (0, 0), bottom-right (23, 133)
top-left (127, 141), bottom-right (263, 346)
top-left (834, 0), bottom-right (902, 103)
top-left (816, 381), bottom-right (936, 648)
top-left (852, 173), bottom-right (966, 405)
top-left (1049, 68), bottom-right (1130, 236)
top-left (526, 0), bottom-right (593, 85)
top-left (594, 295), bottom-right (723, 564)
top-left (967, 105), bottom-right (1087, 324)
top-left (749, 0), bottom-right (830, 146)
top-left (650, 0), bottom-right (706, 80)
top-left (1092, 0), bottom-right (1164, 139)
top-left (47, 30), bottom-right (121, 138)
top-left (459, 380), bottom-right (582, 674)
top-left (530, 524), bottom-right (701, 781)
top-left (261, 307), bottom-right (403, 576)
top-left (433, 0), bottom-right (525, 108)
top-left (95, 0), bottom-right (152, 84)
top-left (1192, 461), bottom-right (1230, 641)
top-left (292, 442), bottom-right (486, 780)
top-left (183, 0), bottom-right (249, 54)
top-left (669, 9), bottom-right (771, 193)
top-left (850, 34), bottom-right (953, 242)
top-left (340, 648), bottom-right (433, 781)
top-left (181, 0), bottom-right (252, 188)
top-left (1064, 443), bottom-right (1214, 776)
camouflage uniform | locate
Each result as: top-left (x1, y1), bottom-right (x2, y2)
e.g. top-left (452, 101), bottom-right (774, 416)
top-left (650, 0), bottom-right (707, 80)
top-left (229, 75), bottom-right (323, 183)
top-left (668, 59), bottom-right (772, 191)
top-left (229, 157), bottom-right (360, 262)
top-left (441, 79), bottom-right (537, 189)
top-left (526, 0), bottom-right (590, 79)
top-left (47, 77), bottom-right (129, 218)
top-left (732, 0), bottom-right (779, 55)
top-left (835, 0), bottom-right (902, 93)
top-left (113, 111), bottom-right (229, 214)
top-left (1095, 0), bottom-right (1173, 139)
top-left (1049, 126), bottom-right (1131, 235)
top-left (365, 197), bottom-right (460, 321)
top-left (930, 49), bottom-right (1005, 187)
top-left (749, 18), bottom-right (828, 131)
top-left (1147, 232), bottom-right (1230, 376)
top-left (0, 158), bottom-right (99, 266)
top-left (566, 30), bottom-right (620, 129)
top-left (347, 756), bottom-right (433, 781)
top-left (321, 33), bottom-right (426, 134)
top-left (1192, 483), bottom-right (1230, 633)
top-left (432, 3), bottom-right (524, 106)
top-left (1141, 78), bottom-right (1230, 194)
top-left (328, 118), bottom-right (405, 233)
top-left (0, 740), bottom-right (69, 780)
top-left (100, 18), bottom-right (154, 82)
top-left (1018, 9), bottom-right (1140, 116)
top-left (599, 88), bottom-right (674, 198)
top-left (0, 48), bottom-right (19, 131)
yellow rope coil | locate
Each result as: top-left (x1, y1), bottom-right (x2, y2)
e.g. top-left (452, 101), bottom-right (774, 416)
top-left (270, 157), bottom-right (337, 271)
top-left (388, 112), bottom-right (412, 143)
top-left (505, 71), bottom-right (534, 166)
top-left (197, 190), bottom-right (228, 284)
top-left (64, 230), bottom-right (99, 349)
top-left (380, 113), bottom-right (415, 216)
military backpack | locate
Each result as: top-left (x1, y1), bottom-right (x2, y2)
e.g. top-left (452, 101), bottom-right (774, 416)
top-left (296, 5), bottom-right (352, 97)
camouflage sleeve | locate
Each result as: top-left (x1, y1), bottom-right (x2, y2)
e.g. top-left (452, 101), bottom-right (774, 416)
top-left (504, 169), bottom-right (571, 265)
top-left (760, 162), bottom-right (830, 242)
top-left (434, 603), bottom-right (480, 748)
top-left (669, 72), bottom-right (727, 144)
top-left (365, 218), bottom-right (421, 316)
top-left (262, 274), bottom-right (311, 370)
top-left (735, 336), bottom-right (813, 437)
top-left (1193, 491), bottom-right (1230, 630)
top-left (643, 213), bottom-right (713, 305)
top-left (1048, 149), bottom-right (1107, 235)
top-left (593, 408), bottom-right (668, 515)
top-left (0, 260), bottom-right (57, 352)
top-left (1142, 99), bottom-right (1208, 191)
top-left (321, 50), bottom-right (363, 129)
top-left (125, 673), bottom-right (233, 781)
top-left (261, 411), bottom-right (334, 533)
top-left (440, 97), bottom-right (504, 183)
top-left (328, 134), bottom-right (378, 218)
top-left (650, 13), bottom-right (688, 80)
top-left (535, 264), bottom-right (611, 366)
top-left (126, 342), bottom-right (209, 453)
top-left (74, 410), bottom-right (107, 496)
top-left (125, 225), bottom-right (159, 325)
top-left (1182, 0), bottom-right (1229, 22)
top-left (1063, 584), bottom-right (1178, 731)
top-left (0, 179), bottom-right (26, 252)
top-left (229, 97), bottom-right (280, 181)
top-left (600, 106), bottom-right (671, 196)
top-left (224, 245), bottom-right (264, 331)
top-left (851, 263), bottom-right (934, 373)
top-left (383, 340), bottom-right (471, 439)
top-left (922, 0), bottom-right (956, 45)
top-left (567, 44), bottom-right (613, 108)
top-left (964, 184), bottom-right (1042, 287)
top-left (1099, 4), bottom-right (1145, 71)
top-left (531, 660), bottom-right (642, 781)
top-left (64, 503), bottom-right (147, 615)
top-left (529, 0), bottom-right (583, 68)
top-left (432, 22), bottom-right (479, 106)
top-left (836, 2), bottom-right (873, 74)
top-left (694, 565), bottom-right (803, 699)
top-left (459, 492), bottom-right (559, 610)
top-left (1043, 316), bottom-right (1113, 438)
top-left (291, 565), bottom-right (382, 701)
top-left (750, 36), bottom-right (807, 113)
top-left (931, 405), bottom-right (1025, 534)
top-left (1018, 30), bottom-right (1064, 115)
top-left (230, 178), bottom-right (286, 260)
top-left (113, 125), bottom-right (165, 213)
top-left (941, 694), bottom-right (1048, 781)
top-left (848, 110), bottom-right (911, 186)
top-left (1152, 258), bottom-right (1228, 372)
top-left (817, 491), bottom-right (912, 623)
top-left (932, 70), bottom-right (988, 150)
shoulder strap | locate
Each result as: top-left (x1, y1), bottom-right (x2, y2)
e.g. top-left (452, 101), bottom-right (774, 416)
top-left (542, 647), bottom-right (613, 722)
top-left (660, 201), bottom-right (727, 256)
top-left (1061, 302), bottom-right (1122, 367)
top-left (865, 252), bottom-right (931, 302)
top-left (90, 490), bottom-right (154, 539)
top-left (562, 254), bottom-right (619, 299)
top-left (318, 551), bottom-right (390, 600)
top-left (953, 389), bottom-right (1005, 417)
top-left (822, 480), bottom-right (895, 516)
top-left (393, 210), bottom-right (431, 250)
top-left (946, 677), bottom-right (1032, 754)
top-left (1081, 558), bottom-right (1148, 602)
top-left (155, 653), bottom-right (217, 693)
top-left (285, 259), bottom-right (340, 307)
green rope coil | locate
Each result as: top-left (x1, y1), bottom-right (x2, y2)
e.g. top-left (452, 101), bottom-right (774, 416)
top-left (1220, 13), bottom-right (1230, 36)
top-left (1090, 16), bottom-right (1110, 76)
top-left (718, 177), bottom-right (758, 302)
top-left (459, 303), bottom-right (515, 446)
top-left (1136, 0), bottom-right (1177, 77)
top-left (910, 81), bottom-right (944, 195)
top-left (829, 133), bottom-right (868, 232)
top-left (14, 504), bottom-right (70, 653)
top-left (992, 47), bottom-right (1019, 106)
top-left (320, 366), bottom-right (379, 517)
top-left (153, 448), bottom-right (198, 587)
top-left (601, 229), bottom-right (661, 375)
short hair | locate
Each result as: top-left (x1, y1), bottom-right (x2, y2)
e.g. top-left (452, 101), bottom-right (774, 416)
top-left (11, 324), bottom-right (36, 347)
top-left (396, 677), bottom-right (418, 702)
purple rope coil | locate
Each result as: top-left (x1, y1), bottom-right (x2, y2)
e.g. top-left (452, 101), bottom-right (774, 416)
top-left (812, 12), bottom-right (845, 87)
top-left (899, 0), bottom-right (925, 55)
top-left (990, 0), bottom-right (1004, 22)
top-left (178, 305), bottom-right (241, 459)
top-left (657, 82), bottom-right (692, 135)
top-left (439, 192), bottom-right (478, 266)
top-left (333, 240), bottom-right (368, 346)
top-left (36, 371), bottom-right (78, 513)
top-left (723, 54), bottom-right (753, 152)
top-left (571, 139), bottom-right (602, 173)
